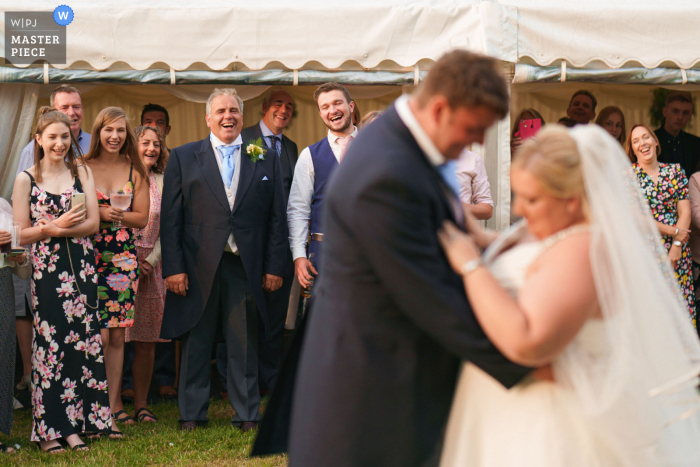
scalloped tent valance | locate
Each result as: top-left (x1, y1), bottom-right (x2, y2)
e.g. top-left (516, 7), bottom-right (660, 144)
top-left (504, 0), bottom-right (700, 70)
top-left (0, 0), bottom-right (517, 71)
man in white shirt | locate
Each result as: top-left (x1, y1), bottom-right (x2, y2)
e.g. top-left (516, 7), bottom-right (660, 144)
top-left (160, 88), bottom-right (287, 432)
top-left (456, 149), bottom-right (493, 220)
top-left (287, 83), bottom-right (357, 287)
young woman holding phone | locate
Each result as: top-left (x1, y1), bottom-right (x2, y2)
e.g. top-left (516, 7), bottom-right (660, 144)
top-left (13, 108), bottom-right (111, 453)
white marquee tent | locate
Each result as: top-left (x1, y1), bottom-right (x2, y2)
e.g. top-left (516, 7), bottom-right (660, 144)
top-left (3, 0), bottom-right (700, 229)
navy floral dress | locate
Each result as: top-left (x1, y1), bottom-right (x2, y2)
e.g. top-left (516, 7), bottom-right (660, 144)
top-left (633, 163), bottom-right (695, 324)
top-left (25, 171), bottom-right (111, 441)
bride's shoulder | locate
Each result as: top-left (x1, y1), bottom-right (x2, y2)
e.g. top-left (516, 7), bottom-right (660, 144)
top-left (529, 230), bottom-right (592, 276)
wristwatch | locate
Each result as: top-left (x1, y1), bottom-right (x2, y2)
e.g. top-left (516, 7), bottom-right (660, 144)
top-left (673, 240), bottom-right (682, 247)
top-left (459, 258), bottom-right (483, 277)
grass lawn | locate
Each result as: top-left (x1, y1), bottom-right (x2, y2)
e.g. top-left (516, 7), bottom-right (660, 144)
top-left (0, 398), bottom-right (287, 466)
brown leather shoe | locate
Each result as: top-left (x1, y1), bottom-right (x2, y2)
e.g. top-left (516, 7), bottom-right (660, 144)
top-left (179, 421), bottom-right (198, 432)
top-left (239, 421), bottom-right (258, 433)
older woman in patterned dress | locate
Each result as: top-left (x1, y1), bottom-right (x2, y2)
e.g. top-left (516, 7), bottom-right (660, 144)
top-left (628, 124), bottom-right (695, 323)
top-left (125, 126), bottom-right (169, 423)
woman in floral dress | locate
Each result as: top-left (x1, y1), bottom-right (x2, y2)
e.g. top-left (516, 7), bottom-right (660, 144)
top-left (628, 124), bottom-right (695, 323)
top-left (126, 125), bottom-right (170, 423)
top-left (84, 107), bottom-right (149, 431)
top-left (13, 108), bottom-right (111, 453)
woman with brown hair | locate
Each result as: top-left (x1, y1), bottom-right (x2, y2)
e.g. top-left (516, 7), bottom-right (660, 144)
top-left (13, 108), bottom-right (110, 452)
top-left (84, 107), bottom-right (149, 433)
top-left (595, 106), bottom-right (626, 145)
top-left (627, 123), bottom-right (694, 322)
top-left (124, 125), bottom-right (170, 423)
top-left (510, 108), bottom-right (545, 156)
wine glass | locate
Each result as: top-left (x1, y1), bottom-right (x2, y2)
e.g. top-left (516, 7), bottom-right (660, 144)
top-left (109, 190), bottom-right (133, 228)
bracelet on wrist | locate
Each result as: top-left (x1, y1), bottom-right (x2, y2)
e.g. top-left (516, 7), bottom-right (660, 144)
top-left (459, 257), bottom-right (483, 277)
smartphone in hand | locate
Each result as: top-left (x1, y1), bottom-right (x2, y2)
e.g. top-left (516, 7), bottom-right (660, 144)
top-left (70, 193), bottom-right (86, 212)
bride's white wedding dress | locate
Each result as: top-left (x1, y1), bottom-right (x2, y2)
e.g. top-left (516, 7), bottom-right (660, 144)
top-left (440, 223), bottom-right (625, 466)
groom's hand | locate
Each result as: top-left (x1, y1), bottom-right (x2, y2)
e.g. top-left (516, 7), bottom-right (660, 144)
top-left (166, 273), bottom-right (189, 296)
top-left (262, 274), bottom-right (283, 292)
top-left (294, 257), bottom-right (318, 288)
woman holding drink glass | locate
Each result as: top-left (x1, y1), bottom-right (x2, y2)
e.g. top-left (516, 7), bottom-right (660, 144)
top-left (84, 107), bottom-right (149, 431)
top-left (13, 108), bottom-right (111, 452)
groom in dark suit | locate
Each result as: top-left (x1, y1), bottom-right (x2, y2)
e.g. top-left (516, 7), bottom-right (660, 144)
top-left (285, 51), bottom-right (531, 465)
top-left (240, 89), bottom-right (298, 395)
top-left (160, 88), bottom-right (287, 432)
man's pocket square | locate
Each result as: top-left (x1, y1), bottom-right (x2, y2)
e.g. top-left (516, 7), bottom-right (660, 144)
top-left (262, 176), bottom-right (269, 181)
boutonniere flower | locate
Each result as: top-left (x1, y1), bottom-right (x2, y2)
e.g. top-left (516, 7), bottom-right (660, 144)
top-left (246, 138), bottom-right (267, 163)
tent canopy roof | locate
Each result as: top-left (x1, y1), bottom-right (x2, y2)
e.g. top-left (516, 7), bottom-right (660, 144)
top-left (2, 1), bottom-right (699, 72)
top-left (0, 0), bottom-right (515, 71)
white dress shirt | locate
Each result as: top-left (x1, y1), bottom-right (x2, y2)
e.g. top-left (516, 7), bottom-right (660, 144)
top-left (210, 132), bottom-right (243, 254)
top-left (287, 126), bottom-right (358, 261)
top-left (456, 150), bottom-right (493, 207)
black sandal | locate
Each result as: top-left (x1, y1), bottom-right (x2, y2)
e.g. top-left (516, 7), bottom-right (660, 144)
top-left (39, 443), bottom-right (66, 454)
top-left (112, 410), bottom-right (134, 425)
top-left (135, 407), bottom-right (158, 423)
top-left (0, 442), bottom-right (15, 453)
top-left (108, 428), bottom-right (124, 440)
top-left (70, 442), bottom-right (89, 452)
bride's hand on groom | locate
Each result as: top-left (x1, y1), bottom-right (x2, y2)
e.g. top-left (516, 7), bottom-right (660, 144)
top-left (462, 204), bottom-right (497, 249)
top-left (437, 221), bottom-right (481, 273)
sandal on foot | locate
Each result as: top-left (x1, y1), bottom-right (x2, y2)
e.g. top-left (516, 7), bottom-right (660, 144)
top-left (135, 407), bottom-right (158, 423)
top-left (15, 374), bottom-right (30, 391)
top-left (108, 428), bottom-right (124, 440)
top-left (39, 443), bottom-right (66, 454)
top-left (70, 443), bottom-right (89, 452)
top-left (112, 410), bottom-right (134, 425)
top-left (0, 443), bottom-right (15, 453)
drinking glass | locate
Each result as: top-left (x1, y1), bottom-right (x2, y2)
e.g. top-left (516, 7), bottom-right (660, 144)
top-left (109, 191), bottom-right (133, 228)
top-left (12, 222), bottom-right (22, 248)
top-left (0, 217), bottom-right (11, 254)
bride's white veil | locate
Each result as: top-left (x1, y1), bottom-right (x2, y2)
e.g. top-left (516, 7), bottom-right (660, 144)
top-left (554, 125), bottom-right (700, 465)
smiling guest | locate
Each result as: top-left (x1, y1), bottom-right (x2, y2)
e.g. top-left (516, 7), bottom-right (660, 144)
top-left (159, 88), bottom-right (287, 432)
top-left (628, 123), bottom-right (695, 323)
top-left (240, 90), bottom-right (298, 395)
top-left (566, 90), bottom-right (597, 124)
top-left (288, 82), bottom-right (357, 287)
top-left (124, 125), bottom-right (170, 423)
top-left (84, 107), bottom-right (149, 436)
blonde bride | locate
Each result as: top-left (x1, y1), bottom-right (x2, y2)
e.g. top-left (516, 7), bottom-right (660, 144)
top-left (438, 125), bottom-right (700, 466)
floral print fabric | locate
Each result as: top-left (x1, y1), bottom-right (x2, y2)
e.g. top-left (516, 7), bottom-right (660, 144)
top-left (633, 163), bottom-right (696, 324)
top-left (27, 173), bottom-right (111, 441)
top-left (126, 172), bottom-right (168, 343)
top-left (92, 180), bottom-right (139, 328)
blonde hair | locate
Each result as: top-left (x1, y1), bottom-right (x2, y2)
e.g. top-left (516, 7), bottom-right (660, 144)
top-left (513, 125), bottom-right (589, 216)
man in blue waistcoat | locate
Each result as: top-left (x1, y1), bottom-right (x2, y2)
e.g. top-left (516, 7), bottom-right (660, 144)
top-left (287, 82), bottom-right (357, 287)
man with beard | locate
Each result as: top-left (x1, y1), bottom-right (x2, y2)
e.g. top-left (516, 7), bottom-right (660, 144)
top-left (287, 82), bottom-right (356, 286)
top-left (655, 91), bottom-right (700, 178)
top-left (565, 90), bottom-right (597, 124)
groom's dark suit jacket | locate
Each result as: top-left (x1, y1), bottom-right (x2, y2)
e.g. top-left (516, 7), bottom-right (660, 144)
top-left (159, 137), bottom-right (287, 339)
top-left (286, 106), bottom-right (531, 466)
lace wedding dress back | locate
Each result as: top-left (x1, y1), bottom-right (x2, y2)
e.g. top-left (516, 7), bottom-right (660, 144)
top-left (439, 222), bottom-right (627, 467)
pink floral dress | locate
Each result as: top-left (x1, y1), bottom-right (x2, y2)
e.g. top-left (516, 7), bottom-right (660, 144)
top-left (126, 172), bottom-right (168, 342)
top-left (92, 166), bottom-right (139, 328)
top-left (25, 171), bottom-right (111, 441)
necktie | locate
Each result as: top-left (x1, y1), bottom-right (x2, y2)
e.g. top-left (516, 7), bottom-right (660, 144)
top-left (437, 160), bottom-right (460, 197)
top-left (337, 135), bottom-right (354, 162)
top-left (269, 135), bottom-right (282, 157)
top-left (219, 145), bottom-right (239, 188)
